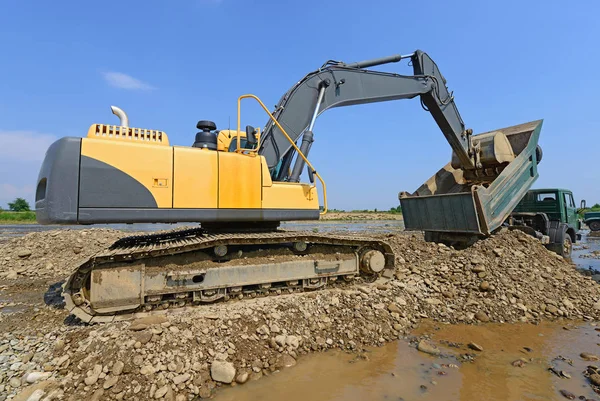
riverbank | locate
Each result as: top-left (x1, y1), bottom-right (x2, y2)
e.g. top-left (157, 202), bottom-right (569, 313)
top-left (319, 212), bottom-right (403, 221)
top-left (1, 227), bottom-right (599, 400)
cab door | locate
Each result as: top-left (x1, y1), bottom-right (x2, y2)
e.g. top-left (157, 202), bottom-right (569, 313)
top-left (563, 191), bottom-right (577, 227)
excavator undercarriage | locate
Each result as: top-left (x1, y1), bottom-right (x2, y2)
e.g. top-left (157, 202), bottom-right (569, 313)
top-left (63, 228), bottom-right (395, 323)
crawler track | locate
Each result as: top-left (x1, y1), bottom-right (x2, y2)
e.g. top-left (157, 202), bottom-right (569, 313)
top-left (63, 228), bottom-right (396, 323)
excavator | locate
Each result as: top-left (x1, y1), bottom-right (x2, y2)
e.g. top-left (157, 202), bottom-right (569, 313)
top-left (35, 50), bottom-right (544, 323)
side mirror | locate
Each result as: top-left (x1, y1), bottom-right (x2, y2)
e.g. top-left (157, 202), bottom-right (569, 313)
top-left (245, 125), bottom-right (257, 146)
top-left (581, 199), bottom-right (587, 209)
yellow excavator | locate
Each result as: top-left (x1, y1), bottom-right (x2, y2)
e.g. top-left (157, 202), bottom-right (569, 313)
top-left (35, 50), bottom-right (543, 323)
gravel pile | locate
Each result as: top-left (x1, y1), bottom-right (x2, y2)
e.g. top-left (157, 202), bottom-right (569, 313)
top-left (1, 228), bottom-right (599, 400)
top-left (0, 229), bottom-right (139, 281)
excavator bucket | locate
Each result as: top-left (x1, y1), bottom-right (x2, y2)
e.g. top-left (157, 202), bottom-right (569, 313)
top-left (399, 119), bottom-right (543, 237)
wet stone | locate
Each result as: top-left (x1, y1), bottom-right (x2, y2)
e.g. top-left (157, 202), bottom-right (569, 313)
top-left (468, 342), bottom-right (483, 351)
top-left (417, 340), bottom-right (440, 356)
top-left (474, 312), bottom-right (490, 322)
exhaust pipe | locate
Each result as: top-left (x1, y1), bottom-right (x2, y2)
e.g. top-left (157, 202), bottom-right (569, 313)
top-left (110, 105), bottom-right (129, 127)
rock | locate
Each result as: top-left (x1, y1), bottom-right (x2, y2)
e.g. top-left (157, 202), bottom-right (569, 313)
top-left (388, 303), bottom-right (401, 313)
top-left (112, 361), bottom-right (125, 376)
top-left (9, 377), bottom-right (21, 388)
top-left (475, 312), bottom-right (490, 322)
top-left (468, 342), bottom-right (483, 351)
top-left (85, 364), bottom-right (102, 385)
top-left (138, 315), bottom-right (169, 326)
top-left (286, 335), bottom-right (300, 349)
top-left (24, 389), bottom-right (45, 401)
top-left (512, 359), bottom-right (527, 367)
top-left (25, 372), bottom-right (52, 383)
top-left (172, 373), bottom-right (190, 385)
top-left (128, 323), bottom-right (148, 331)
top-left (211, 361), bottom-right (236, 383)
top-left (580, 352), bottom-right (599, 361)
top-left (90, 389), bottom-right (105, 401)
top-left (236, 372), bottom-right (249, 384)
top-left (16, 248), bottom-right (32, 258)
top-left (590, 373), bottom-right (600, 386)
top-left (559, 389), bottom-right (575, 400)
top-left (140, 365), bottom-right (155, 375)
top-left (54, 339), bottom-right (65, 352)
top-left (133, 331), bottom-right (153, 344)
top-left (154, 385), bottom-right (169, 399)
top-left (593, 301), bottom-right (600, 311)
top-left (493, 248), bottom-right (503, 257)
top-left (546, 305), bottom-right (558, 314)
top-left (426, 298), bottom-right (443, 306)
top-left (276, 354), bottom-right (297, 368)
top-left (103, 375), bottom-right (118, 389)
top-left (562, 299), bottom-right (574, 309)
top-left (479, 281), bottom-right (490, 291)
top-left (199, 387), bottom-right (212, 399)
top-left (417, 340), bottom-right (440, 356)
top-left (472, 265), bottom-right (486, 273)
top-left (275, 335), bottom-right (287, 347)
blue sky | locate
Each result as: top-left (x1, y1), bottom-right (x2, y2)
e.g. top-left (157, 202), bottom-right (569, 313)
top-left (0, 0), bottom-right (598, 211)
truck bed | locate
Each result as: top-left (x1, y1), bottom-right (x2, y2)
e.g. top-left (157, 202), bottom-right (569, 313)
top-left (399, 120), bottom-right (543, 236)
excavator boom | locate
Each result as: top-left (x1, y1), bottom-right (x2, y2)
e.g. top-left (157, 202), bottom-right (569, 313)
top-left (259, 50), bottom-right (475, 181)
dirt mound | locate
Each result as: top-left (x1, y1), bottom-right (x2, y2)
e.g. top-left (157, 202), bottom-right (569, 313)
top-left (1, 229), bottom-right (600, 400)
top-left (0, 228), bottom-right (135, 281)
top-left (388, 228), bottom-right (600, 324)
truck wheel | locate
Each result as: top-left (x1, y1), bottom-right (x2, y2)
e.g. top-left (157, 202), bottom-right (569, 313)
top-left (560, 234), bottom-right (572, 259)
top-left (590, 221), bottom-right (600, 232)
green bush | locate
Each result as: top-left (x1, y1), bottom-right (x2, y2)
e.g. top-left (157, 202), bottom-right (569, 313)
top-left (8, 197), bottom-right (31, 212)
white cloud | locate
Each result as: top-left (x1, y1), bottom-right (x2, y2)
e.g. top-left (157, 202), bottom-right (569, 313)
top-left (102, 72), bottom-right (156, 91)
top-left (0, 131), bottom-right (57, 163)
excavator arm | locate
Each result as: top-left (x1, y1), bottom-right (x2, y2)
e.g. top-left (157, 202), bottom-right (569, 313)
top-left (258, 50), bottom-right (475, 181)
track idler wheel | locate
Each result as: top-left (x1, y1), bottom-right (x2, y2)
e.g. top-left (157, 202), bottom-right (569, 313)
top-left (360, 249), bottom-right (386, 274)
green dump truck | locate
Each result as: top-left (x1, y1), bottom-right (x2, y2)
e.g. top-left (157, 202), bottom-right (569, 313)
top-left (584, 211), bottom-right (600, 232)
top-left (507, 188), bottom-right (584, 258)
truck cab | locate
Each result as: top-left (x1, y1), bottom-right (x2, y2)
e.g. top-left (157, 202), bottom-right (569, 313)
top-left (509, 188), bottom-right (583, 258)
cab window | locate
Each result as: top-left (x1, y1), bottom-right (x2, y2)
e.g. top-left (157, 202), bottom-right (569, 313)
top-left (536, 192), bottom-right (556, 202)
top-left (228, 138), bottom-right (249, 152)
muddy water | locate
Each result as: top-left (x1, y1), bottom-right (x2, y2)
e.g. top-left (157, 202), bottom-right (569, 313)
top-left (574, 232), bottom-right (600, 277)
top-left (216, 321), bottom-right (600, 401)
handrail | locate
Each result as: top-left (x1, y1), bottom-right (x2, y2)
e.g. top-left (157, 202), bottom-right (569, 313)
top-left (237, 94), bottom-right (328, 215)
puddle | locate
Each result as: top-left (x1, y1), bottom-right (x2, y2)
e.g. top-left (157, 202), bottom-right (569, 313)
top-left (215, 321), bottom-right (600, 401)
top-left (574, 231), bottom-right (600, 279)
